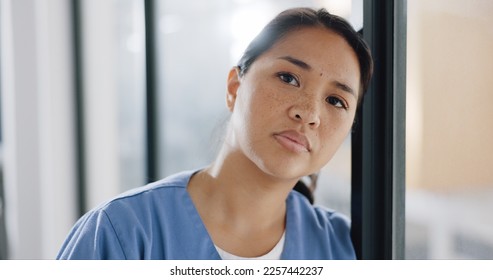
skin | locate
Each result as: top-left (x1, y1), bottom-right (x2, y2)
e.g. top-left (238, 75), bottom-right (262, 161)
top-left (187, 26), bottom-right (361, 257)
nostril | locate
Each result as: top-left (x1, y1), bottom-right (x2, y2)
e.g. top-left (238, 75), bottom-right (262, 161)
top-left (295, 114), bottom-right (302, 119)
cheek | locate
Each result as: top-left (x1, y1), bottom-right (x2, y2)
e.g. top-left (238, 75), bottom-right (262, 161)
top-left (243, 82), bottom-right (287, 121)
top-left (232, 84), bottom-right (275, 138)
top-left (317, 115), bottom-right (354, 156)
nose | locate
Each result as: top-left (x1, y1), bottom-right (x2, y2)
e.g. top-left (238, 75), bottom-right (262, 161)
top-left (288, 97), bottom-right (321, 128)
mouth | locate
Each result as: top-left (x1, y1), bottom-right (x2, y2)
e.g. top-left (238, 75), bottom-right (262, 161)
top-left (273, 130), bottom-right (311, 153)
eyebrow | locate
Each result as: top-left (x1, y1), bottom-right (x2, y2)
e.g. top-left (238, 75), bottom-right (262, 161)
top-left (277, 56), bottom-right (312, 71)
top-left (334, 81), bottom-right (356, 97)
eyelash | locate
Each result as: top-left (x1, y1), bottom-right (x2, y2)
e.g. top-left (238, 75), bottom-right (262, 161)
top-left (277, 72), bottom-right (348, 110)
top-left (326, 96), bottom-right (348, 110)
top-left (277, 72), bottom-right (300, 87)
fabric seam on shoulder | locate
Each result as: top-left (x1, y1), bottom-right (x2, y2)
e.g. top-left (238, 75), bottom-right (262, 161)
top-left (99, 184), bottom-right (186, 210)
top-left (101, 209), bottom-right (128, 260)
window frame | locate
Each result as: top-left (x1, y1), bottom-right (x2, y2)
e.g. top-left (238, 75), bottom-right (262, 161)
top-left (144, 0), bottom-right (160, 184)
top-left (351, 0), bottom-right (407, 260)
top-left (71, 0), bottom-right (86, 217)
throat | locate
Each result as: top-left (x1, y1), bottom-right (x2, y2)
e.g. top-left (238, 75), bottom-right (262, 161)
top-left (187, 168), bottom-right (289, 258)
top-left (190, 161), bottom-right (294, 225)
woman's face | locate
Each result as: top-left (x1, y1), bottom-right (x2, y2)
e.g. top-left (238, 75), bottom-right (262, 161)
top-left (226, 27), bottom-right (361, 181)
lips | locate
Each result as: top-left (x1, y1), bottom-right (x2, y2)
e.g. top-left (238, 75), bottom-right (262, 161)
top-left (273, 130), bottom-right (311, 153)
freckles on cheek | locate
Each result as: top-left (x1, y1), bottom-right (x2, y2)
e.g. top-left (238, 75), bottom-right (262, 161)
top-left (318, 128), bottom-right (338, 150)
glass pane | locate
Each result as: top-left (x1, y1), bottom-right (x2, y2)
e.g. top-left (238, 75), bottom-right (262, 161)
top-left (156, 0), bottom-right (362, 214)
top-left (81, 0), bottom-right (146, 208)
top-left (406, 0), bottom-right (493, 259)
top-left (115, 0), bottom-right (147, 191)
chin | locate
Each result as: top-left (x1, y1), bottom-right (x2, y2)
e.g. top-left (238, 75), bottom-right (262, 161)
top-left (244, 143), bottom-right (327, 181)
top-left (256, 158), bottom-right (314, 182)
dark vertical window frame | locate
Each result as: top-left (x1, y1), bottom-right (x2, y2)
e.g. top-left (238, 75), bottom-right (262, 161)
top-left (392, 0), bottom-right (406, 260)
top-left (351, 0), bottom-right (406, 260)
top-left (71, 0), bottom-right (87, 216)
top-left (144, 0), bottom-right (159, 183)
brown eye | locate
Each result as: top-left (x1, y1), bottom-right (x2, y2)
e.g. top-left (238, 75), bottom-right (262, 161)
top-left (326, 96), bottom-right (347, 109)
top-left (278, 72), bottom-right (300, 87)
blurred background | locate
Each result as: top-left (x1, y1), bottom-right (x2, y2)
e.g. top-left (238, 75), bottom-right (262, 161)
top-left (0, 0), bottom-right (492, 259)
top-left (405, 0), bottom-right (493, 259)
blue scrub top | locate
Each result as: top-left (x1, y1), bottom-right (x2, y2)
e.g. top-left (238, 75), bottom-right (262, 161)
top-left (57, 170), bottom-right (355, 260)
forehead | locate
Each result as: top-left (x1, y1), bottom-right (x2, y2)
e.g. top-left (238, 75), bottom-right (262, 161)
top-left (262, 27), bottom-right (359, 68)
top-left (273, 27), bottom-right (356, 65)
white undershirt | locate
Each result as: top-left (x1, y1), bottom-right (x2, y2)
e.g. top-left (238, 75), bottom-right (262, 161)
top-left (214, 232), bottom-right (286, 260)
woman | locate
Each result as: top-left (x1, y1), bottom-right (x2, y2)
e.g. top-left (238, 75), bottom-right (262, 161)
top-left (57, 7), bottom-right (373, 260)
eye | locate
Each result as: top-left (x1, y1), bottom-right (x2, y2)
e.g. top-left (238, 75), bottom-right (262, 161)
top-left (278, 72), bottom-right (300, 87)
top-left (326, 96), bottom-right (347, 109)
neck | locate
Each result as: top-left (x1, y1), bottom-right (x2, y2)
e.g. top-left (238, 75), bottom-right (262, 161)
top-left (187, 140), bottom-right (301, 257)
top-left (188, 142), bottom-right (298, 233)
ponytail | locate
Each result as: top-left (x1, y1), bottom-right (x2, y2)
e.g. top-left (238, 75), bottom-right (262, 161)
top-left (293, 173), bottom-right (319, 204)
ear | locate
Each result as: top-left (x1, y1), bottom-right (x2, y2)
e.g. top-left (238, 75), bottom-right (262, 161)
top-left (226, 67), bottom-right (241, 112)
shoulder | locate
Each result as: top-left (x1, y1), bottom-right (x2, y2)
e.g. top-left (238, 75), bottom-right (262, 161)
top-left (57, 169), bottom-right (198, 259)
top-left (112, 169), bottom-right (195, 199)
top-left (286, 190), bottom-right (355, 259)
top-left (83, 169), bottom-right (200, 232)
top-left (288, 190), bottom-right (351, 228)
top-left (95, 169), bottom-right (197, 212)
